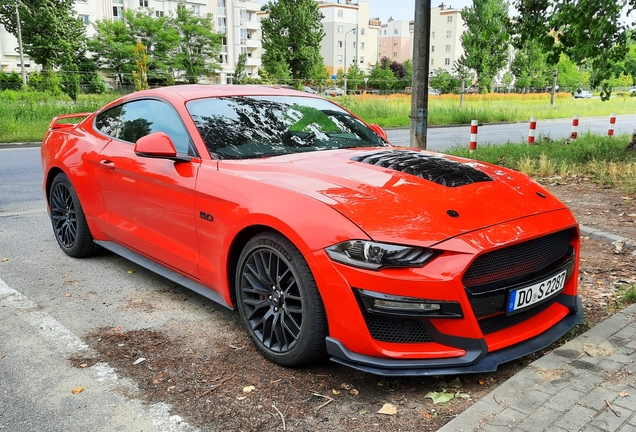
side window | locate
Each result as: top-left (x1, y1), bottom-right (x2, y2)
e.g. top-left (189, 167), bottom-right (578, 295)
top-left (95, 105), bottom-right (123, 138)
top-left (118, 99), bottom-right (193, 155)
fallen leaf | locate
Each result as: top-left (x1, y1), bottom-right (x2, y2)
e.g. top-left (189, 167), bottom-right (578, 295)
top-left (80, 363), bottom-right (87, 368)
top-left (243, 385), bottom-right (256, 393)
top-left (349, 389), bottom-right (359, 396)
top-left (236, 396), bottom-right (247, 401)
top-left (332, 389), bottom-right (341, 395)
top-left (377, 403), bottom-right (397, 415)
top-left (71, 387), bottom-right (84, 394)
top-left (425, 391), bottom-right (455, 404)
top-left (167, 385), bottom-right (176, 391)
top-left (111, 326), bottom-right (121, 332)
top-left (127, 270), bottom-right (135, 274)
top-left (132, 357), bottom-right (146, 365)
top-left (64, 293), bottom-right (72, 297)
top-left (1, 257), bottom-right (8, 262)
top-left (340, 383), bottom-right (353, 390)
top-left (456, 392), bottom-right (471, 399)
top-left (448, 377), bottom-right (462, 388)
top-left (0, 354), bottom-right (5, 359)
top-left (479, 379), bottom-right (485, 385)
top-left (619, 391), bottom-right (629, 397)
top-left (377, 379), bottom-right (389, 387)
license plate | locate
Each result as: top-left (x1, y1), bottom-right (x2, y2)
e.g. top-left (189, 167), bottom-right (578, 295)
top-left (507, 270), bottom-right (567, 313)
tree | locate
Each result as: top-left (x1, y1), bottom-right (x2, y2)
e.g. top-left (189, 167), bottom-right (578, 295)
top-left (132, 40), bottom-right (149, 91)
top-left (261, 0), bottom-right (325, 81)
top-left (502, 71), bottom-right (514, 92)
top-left (457, 0), bottom-right (511, 93)
top-left (172, 6), bottom-right (221, 83)
top-left (60, 57), bottom-right (80, 101)
top-left (235, 53), bottom-right (248, 84)
top-left (429, 68), bottom-right (461, 94)
top-left (512, 0), bottom-right (632, 99)
top-left (0, 0), bottom-right (86, 90)
top-left (368, 59), bottom-right (397, 90)
top-left (511, 41), bottom-right (551, 92)
top-left (555, 53), bottom-right (588, 91)
top-left (122, 8), bottom-right (179, 83)
top-left (88, 19), bottom-right (134, 85)
top-left (345, 63), bottom-right (365, 90)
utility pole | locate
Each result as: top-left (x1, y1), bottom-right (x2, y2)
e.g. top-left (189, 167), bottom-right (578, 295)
top-left (14, 1), bottom-right (26, 86)
top-left (410, 0), bottom-right (431, 149)
top-left (550, 69), bottom-right (558, 106)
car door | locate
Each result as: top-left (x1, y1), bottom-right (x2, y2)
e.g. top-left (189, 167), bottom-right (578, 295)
top-left (95, 98), bottom-right (201, 278)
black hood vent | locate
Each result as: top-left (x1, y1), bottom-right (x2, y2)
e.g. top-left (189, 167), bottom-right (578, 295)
top-left (351, 150), bottom-right (493, 187)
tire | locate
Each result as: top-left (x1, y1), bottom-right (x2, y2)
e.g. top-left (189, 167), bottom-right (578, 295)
top-left (236, 232), bottom-right (327, 366)
top-left (49, 173), bottom-right (98, 258)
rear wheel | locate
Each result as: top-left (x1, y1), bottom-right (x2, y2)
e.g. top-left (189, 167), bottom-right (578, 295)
top-left (49, 173), bottom-right (98, 258)
top-left (236, 232), bottom-right (327, 366)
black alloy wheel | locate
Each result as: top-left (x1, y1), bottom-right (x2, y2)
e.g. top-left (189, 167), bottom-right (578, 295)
top-left (236, 232), bottom-right (327, 366)
top-left (49, 173), bottom-right (98, 258)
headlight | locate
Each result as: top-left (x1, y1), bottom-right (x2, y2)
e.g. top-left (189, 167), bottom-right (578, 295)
top-left (325, 240), bottom-right (434, 270)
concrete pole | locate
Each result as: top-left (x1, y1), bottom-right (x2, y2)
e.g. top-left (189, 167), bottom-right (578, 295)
top-left (550, 69), bottom-right (558, 106)
top-left (15, 1), bottom-right (26, 86)
top-left (410, 0), bottom-right (431, 149)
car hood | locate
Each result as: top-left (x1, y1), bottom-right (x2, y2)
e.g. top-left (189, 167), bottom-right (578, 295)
top-left (218, 148), bottom-right (569, 247)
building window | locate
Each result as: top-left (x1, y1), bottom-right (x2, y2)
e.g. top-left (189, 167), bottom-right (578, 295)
top-left (353, 42), bottom-right (356, 48)
top-left (431, 58), bottom-right (434, 65)
top-left (445, 44), bottom-right (451, 52)
top-left (218, 17), bottom-right (226, 33)
top-left (76, 0), bottom-right (87, 2)
top-left (446, 30), bottom-right (452, 38)
top-left (191, 4), bottom-right (200, 15)
top-left (139, 0), bottom-right (148, 7)
top-left (393, 51), bottom-right (397, 58)
top-left (337, 55), bottom-right (343, 63)
top-left (78, 14), bottom-right (89, 25)
top-left (447, 15), bottom-right (453, 23)
top-left (360, 28), bottom-right (365, 35)
top-left (431, 45), bottom-right (435, 52)
top-left (383, 29), bottom-right (386, 35)
top-left (155, 10), bottom-right (164, 17)
top-left (360, 42), bottom-right (365, 49)
top-left (432, 31), bottom-right (435, 38)
top-left (394, 29), bottom-right (398, 35)
top-left (360, 56), bottom-right (364, 63)
top-left (445, 58), bottom-right (451, 65)
top-left (338, 26), bottom-right (343, 33)
top-left (338, 10), bottom-right (343, 17)
top-left (113, 6), bottom-right (123, 20)
top-left (338, 40), bottom-right (343, 48)
top-left (393, 42), bottom-right (398, 47)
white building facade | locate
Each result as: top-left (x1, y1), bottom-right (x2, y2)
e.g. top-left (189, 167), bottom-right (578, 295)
top-left (428, 3), bottom-right (464, 73)
top-left (0, 0), bottom-right (263, 84)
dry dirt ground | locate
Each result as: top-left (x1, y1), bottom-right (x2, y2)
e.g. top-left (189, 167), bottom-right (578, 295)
top-left (71, 181), bottom-right (636, 432)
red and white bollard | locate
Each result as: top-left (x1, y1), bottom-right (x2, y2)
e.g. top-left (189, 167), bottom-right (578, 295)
top-left (528, 116), bottom-right (537, 144)
top-left (608, 113), bottom-right (616, 136)
top-left (571, 114), bottom-right (580, 139)
top-left (469, 120), bottom-right (478, 153)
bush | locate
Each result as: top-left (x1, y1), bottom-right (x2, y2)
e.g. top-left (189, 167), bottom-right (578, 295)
top-left (28, 71), bottom-right (62, 95)
top-left (0, 71), bottom-right (23, 91)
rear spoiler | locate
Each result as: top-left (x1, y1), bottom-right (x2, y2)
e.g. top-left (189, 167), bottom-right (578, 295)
top-left (49, 113), bottom-right (92, 130)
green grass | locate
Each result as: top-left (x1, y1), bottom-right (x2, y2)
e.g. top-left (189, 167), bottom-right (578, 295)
top-left (445, 133), bottom-right (636, 192)
top-left (0, 91), bottom-right (117, 142)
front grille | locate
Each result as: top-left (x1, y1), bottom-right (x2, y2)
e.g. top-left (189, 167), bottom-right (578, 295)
top-left (364, 314), bottom-right (432, 343)
top-left (478, 300), bottom-right (554, 335)
top-left (463, 230), bottom-right (571, 295)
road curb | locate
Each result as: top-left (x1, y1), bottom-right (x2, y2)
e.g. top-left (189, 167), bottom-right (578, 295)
top-left (580, 225), bottom-right (636, 250)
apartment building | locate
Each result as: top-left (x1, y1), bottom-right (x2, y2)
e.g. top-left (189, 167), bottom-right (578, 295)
top-left (318, 0), bottom-right (380, 76)
top-left (0, 0), bottom-right (263, 84)
top-left (378, 18), bottom-right (411, 63)
top-left (429, 3), bottom-right (464, 72)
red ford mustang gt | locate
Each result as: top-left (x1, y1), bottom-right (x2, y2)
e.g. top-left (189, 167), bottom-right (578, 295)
top-left (41, 85), bottom-right (582, 376)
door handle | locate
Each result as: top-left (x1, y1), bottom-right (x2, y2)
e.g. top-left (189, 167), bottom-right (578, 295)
top-left (100, 159), bottom-right (115, 170)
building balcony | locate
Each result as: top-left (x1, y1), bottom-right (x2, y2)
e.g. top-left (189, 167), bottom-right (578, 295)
top-left (245, 38), bottom-right (261, 49)
top-left (244, 19), bottom-right (260, 30)
top-left (245, 56), bottom-right (261, 67)
top-left (236, 0), bottom-right (262, 13)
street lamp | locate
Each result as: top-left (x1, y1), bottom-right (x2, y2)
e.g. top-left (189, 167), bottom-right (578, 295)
top-left (343, 27), bottom-right (356, 95)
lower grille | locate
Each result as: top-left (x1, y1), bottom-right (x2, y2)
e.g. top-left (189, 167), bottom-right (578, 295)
top-left (364, 314), bottom-right (432, 343)
top-left (478, 300), bottom-right (554, 335)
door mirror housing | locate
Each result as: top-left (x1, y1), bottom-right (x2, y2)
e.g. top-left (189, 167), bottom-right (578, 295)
top-left (134, 132), bottom-right (191, 162)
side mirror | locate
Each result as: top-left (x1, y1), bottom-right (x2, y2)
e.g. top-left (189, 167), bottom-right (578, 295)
top-left (368, 123), bottom-right (388, 141)
top-left (134, 132), bottom-right (191, 162)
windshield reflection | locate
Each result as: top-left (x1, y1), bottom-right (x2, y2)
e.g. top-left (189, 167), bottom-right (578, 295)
top-left (186, 96), bottom-right (387, 159)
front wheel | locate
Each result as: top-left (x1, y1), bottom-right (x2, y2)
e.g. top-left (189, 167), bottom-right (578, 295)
top-left (236, 232), bottom-right (327, 366)
top-left (49, 173), bottom-right (98, 258)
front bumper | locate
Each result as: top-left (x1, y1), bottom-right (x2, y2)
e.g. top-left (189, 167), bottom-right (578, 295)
top-left (326, 295), bottom-right (583, 376)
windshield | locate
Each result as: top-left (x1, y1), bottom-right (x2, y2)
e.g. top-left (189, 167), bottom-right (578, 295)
top-left (186, 96), bottom-right (387, 159)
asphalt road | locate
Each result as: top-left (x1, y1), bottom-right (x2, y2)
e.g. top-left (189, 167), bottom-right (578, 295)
top-left (0, 147), bottom-right (196, 432)
top-left (386, 114), bottom-right (636, 151)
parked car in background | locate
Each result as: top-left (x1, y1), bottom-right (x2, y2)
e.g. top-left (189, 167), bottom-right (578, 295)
top-left (428, 88), bottom-right (441, 96)
top-left (574, 89), bottom-right (593, 99)
top-left (41, 84), bottom-right (582, 376)
top-left (303, 86), bottom-right (317, 94)
top-left (323, 87), bottom-right (345, 96)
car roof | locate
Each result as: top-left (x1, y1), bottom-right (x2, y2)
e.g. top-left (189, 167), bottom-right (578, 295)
top-left (116, 84), bottom-right (316, 104)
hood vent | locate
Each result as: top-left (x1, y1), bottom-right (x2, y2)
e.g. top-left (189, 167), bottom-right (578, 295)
top-left (351, 150), bottom-right (493, 187)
